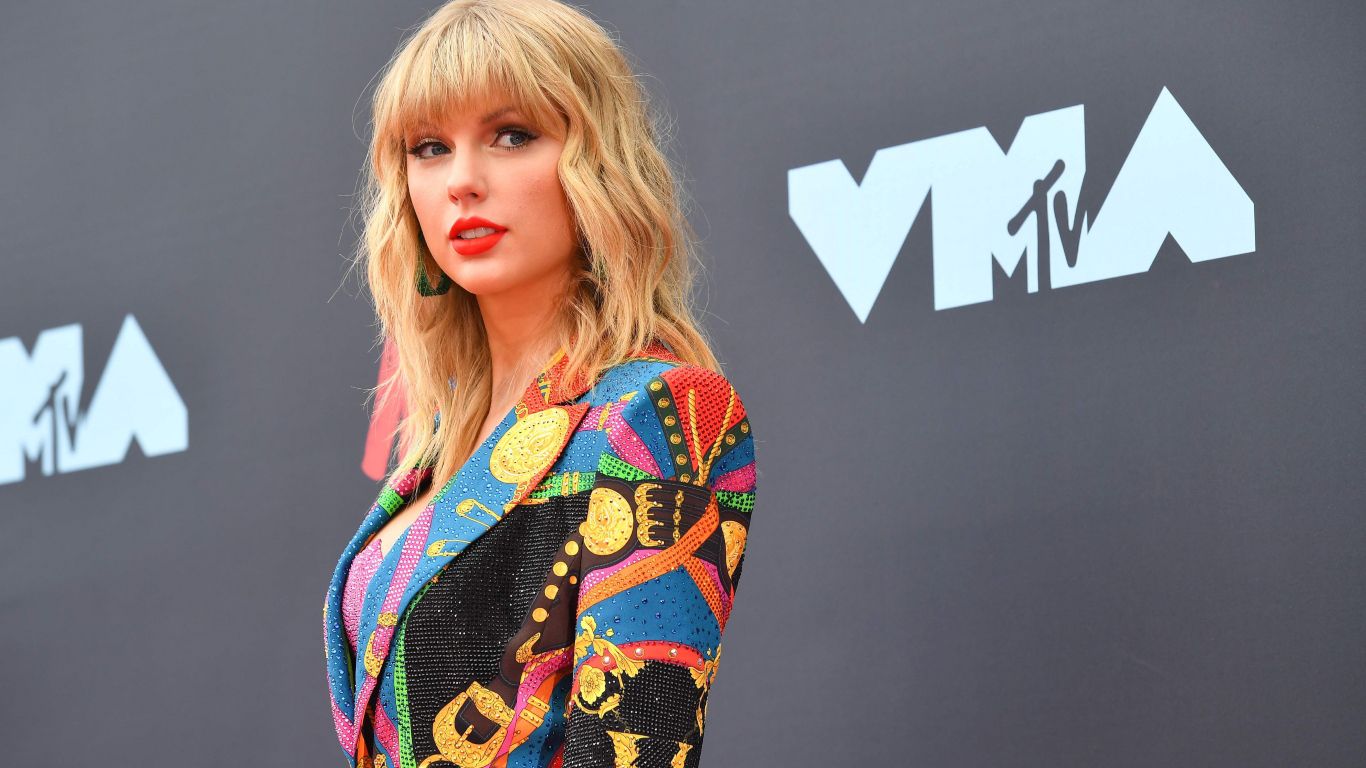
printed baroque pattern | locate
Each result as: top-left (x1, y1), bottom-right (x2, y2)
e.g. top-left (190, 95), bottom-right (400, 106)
top-left (322, 345), bottom-right (756, 768)
top-left (563, 366), bottom-right (754, 768)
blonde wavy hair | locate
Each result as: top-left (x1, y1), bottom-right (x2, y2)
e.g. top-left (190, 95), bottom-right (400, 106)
top-left (352, 0), bottom-right (720, 489)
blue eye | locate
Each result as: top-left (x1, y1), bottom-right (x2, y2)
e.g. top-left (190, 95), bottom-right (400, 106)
top-left (494, 127), bottom-right (537, 149)
top-left (405, 140), bottom-right (447, 159)
top-left (404, 126), bottom-right (537, 159)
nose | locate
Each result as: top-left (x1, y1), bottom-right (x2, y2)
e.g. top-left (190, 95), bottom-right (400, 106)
top-left (445, 143), bottom-right (486, 203)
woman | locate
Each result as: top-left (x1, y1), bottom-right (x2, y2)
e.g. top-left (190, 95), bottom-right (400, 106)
top-left (321, 2), bottom-right (757, 767)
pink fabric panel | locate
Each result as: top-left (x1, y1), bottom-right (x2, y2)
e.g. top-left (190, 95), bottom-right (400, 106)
top-left (342, 537), bottom-right (385, 653)
top-left (712, 463), bottom-right (755, 492)
top-left (372, 699), bottom-right (402, 761)
top-left (604, 404), bottom-right (662, 477)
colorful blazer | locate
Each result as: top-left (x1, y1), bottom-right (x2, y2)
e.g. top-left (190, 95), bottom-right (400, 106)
top-left (322, 341), bottom-right (757, 768)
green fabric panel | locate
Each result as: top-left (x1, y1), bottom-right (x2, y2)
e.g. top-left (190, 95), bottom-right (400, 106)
top-left (378, 486), bottom-right (403, 516)
top-left (394, 581), bottom-right (433, 768)
top-left (716, 489), bottom-right (755, 514)
top-left (598, 453), bottom-right (652, 482)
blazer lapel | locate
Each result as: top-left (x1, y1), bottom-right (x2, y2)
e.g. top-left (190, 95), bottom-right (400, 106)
top-left (322, 462), bottom-right (431, 754)
top-left (341, 344), bottom-right (604, 733)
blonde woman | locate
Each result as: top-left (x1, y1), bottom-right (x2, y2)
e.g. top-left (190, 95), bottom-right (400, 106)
top-left (321, 1), bottom-right (758, 766)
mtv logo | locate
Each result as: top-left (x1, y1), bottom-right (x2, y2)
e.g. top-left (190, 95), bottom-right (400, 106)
top-left (788, 88), bottom-right (1255, 321)
top-left (0, 314), bottom-right (187, 485)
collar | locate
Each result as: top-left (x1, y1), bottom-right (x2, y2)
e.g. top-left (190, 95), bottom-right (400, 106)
top-left (528, 336), bottom-right (680, 408)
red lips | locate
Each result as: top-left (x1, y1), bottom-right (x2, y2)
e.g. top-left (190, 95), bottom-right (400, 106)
top-left (449, 216), bottom-right (508, 257)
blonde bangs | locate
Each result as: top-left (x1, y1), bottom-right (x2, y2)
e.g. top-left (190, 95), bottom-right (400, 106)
top-left (375, 8), bottom-right (566, 147)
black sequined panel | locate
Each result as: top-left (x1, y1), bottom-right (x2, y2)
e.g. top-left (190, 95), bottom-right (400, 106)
top-left (563, 661), bottom-right (708, 768)
top-left (401, 490), bottom-right (590, 761)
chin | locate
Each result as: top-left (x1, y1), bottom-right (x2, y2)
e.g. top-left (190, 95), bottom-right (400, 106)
top-left (439, 261), bottom-right (506, 293)
top-left (451, 273), bottom-right (521, 298)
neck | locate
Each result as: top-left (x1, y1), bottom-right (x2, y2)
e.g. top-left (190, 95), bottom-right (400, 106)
top-left (476, 272), bottom-right (572, 409)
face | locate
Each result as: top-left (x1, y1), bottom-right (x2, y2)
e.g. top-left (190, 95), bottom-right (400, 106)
top-left (403, 95), bottom-right (578, 304)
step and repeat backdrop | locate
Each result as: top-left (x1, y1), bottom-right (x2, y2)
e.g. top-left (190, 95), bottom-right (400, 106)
top-left (2, 1), bottom-right (1362, 766)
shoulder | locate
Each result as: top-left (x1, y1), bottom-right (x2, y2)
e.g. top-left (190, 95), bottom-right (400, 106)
top-left (594, 360), bottom-right (754, 492)
top-left (647, 364), bottom-right (749, 428)
top-left (592, 352), bottom-right (747, 406)
top-left (595, 359), bottom-right (749, 426)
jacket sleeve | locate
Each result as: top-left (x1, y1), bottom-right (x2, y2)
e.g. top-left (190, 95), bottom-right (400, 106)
top-left (561, 365), bottom-right (756, 768)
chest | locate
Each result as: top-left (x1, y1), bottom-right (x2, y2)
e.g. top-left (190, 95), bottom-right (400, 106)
top-left (369, 481), bottom-right (438, 557)
top-left (370, 410), bottom-right (507, 554)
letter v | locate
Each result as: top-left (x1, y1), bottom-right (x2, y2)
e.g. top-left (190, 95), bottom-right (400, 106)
top-left (788, 143), bottom-right (931, 323)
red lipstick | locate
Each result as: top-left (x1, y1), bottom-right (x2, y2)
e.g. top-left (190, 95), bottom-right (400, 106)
top-left (449, 216), bottom-right (508, 257)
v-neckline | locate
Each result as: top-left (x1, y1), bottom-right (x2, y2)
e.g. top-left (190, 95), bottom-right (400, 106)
top-left (371, 401), bottom-right (524, 559)
top-left (364, 341), bottom-right (582, 558)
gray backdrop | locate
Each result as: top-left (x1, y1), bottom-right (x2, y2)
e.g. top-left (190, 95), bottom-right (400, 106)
top-left (2, 1), bottom-right (1363, 766)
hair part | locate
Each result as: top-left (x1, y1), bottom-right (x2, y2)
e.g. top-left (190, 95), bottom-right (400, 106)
top-left (351, 0), bottom-right (720, 488)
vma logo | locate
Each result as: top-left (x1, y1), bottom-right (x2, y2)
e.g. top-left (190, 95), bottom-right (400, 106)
top-left (0, 315), bottom-right (187, 486)
top-left (788, 87), bottom-right (1256, 321)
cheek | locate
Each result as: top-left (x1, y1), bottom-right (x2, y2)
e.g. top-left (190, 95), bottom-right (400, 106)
top-left (407, 175), bottom-right (443, 236)
top-left (500, 164), bottom-right (574, 259)
top-left (524, 167), bottom-right (574, 238)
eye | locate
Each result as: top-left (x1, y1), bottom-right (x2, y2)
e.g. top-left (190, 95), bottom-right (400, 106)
top-left (494, 127), bottom-right (538, 150)
top-left (405, 139), bottom-right (447, 160)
